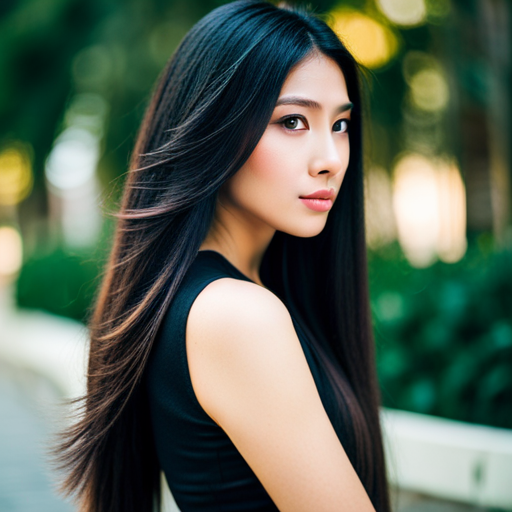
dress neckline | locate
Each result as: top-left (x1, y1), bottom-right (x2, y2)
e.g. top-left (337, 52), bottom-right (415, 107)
top-left (197, 250), bottom-right (258, 285)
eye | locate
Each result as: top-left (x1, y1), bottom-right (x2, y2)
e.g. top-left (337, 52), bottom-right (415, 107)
top-left (333, 119), bottom-right (350, 133)
top-left (280, 116), bottom-right (308, 130)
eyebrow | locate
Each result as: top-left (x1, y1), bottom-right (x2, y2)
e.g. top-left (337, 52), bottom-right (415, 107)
top-left (275, 96), bottom-right (353, 114)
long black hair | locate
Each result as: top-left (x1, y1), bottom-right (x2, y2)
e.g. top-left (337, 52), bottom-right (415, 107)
top-left (55, 1), bottom-right (390, 511)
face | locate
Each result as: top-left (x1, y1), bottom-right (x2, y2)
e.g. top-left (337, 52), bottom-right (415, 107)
top-left (218, 52), bottom-right (352, 238)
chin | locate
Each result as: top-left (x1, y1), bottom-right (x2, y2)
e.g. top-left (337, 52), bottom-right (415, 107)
top-left (281, 217), bottom-right (328, 238)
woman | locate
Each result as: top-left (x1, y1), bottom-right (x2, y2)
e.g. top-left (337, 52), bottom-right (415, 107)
top-left (56, 1), bottom-right (391, 511)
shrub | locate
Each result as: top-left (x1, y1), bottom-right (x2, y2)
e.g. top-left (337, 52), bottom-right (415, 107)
top-left (369, 241), bottom-right (512, 429)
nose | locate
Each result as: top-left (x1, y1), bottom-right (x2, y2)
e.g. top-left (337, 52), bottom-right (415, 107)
top-left (308, 133), bottom-right (346, 177)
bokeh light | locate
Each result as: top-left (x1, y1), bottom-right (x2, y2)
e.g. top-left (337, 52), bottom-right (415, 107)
top-left (45, 93), bottom-right (106, 248)
top-left (393, 153), bottom-right (439, 267)
top-left (410, 68), bottom-right (449, 112)
top-left (0, 226), bottom-right (23, 276)
top-left (392, 153), bottom-right (467, 267)
top-left (377, 0), bottom-right (427, 27)
top-left (0, 145), bottom-right (33, 206)
top-left (45, 128), bottom-right (99, 191)
top-left (436, 160), bottom-right (467, 263)
top-left (330, 9), bottom-right (399, 69)
top-left (403, 51), bottom-right (449, 113)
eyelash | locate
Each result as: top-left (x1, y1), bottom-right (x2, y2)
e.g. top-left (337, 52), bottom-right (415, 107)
top-left (278, 115), bottom-right (351, 133)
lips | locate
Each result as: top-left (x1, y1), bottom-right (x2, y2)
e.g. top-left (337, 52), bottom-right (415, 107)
top-left (299, 188), bottom-right (335, 201)
top-left (299, 188), bottom-right (336, 212)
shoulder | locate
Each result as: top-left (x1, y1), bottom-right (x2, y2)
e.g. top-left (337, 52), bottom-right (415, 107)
top-left (187, 277), bottom-right (293, 342)
top-left (186, 278), bottom-right (299, 394)
top-left (186, 277), bottom-right (306, 420)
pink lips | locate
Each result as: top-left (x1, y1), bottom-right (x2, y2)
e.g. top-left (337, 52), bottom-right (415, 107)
top-left (299, 188), bottom-right (335, 212)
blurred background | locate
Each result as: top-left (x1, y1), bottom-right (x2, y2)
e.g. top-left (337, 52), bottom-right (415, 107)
top-left (0, 0), bottom-right (511, 510)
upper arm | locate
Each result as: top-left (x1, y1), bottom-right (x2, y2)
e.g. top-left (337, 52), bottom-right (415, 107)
top-left (186, 278), bottom-right (375, 512)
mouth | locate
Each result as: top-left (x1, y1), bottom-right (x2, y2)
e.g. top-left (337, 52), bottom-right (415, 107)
top-left (299, 196), bottom-right (334, 212)
top-left (299, 188), bottom-right (336, 212)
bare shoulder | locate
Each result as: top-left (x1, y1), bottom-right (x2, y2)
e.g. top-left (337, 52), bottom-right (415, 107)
top-left (187, 277), bottom-right (292, 344)
top-left (186, 277), bottom-right (299, 415)
top-left (186, 277), bottom-right (374, 510)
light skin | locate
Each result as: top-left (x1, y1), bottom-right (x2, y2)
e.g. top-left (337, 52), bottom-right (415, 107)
top-left (189, 52), bottom-right (376, 511)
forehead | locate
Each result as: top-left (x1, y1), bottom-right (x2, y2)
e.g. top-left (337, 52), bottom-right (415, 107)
top-left (278, 53), bottom-right (350, 102)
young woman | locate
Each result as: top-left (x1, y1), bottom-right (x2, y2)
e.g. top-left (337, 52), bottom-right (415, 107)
top-left (56, 1), bottom-right (391, 511)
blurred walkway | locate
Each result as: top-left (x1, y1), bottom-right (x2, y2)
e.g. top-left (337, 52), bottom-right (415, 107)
top-left (0, 367), bottom-right (73, 512)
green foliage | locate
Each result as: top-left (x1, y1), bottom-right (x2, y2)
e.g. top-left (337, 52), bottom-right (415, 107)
top-left (15, 245), bottom-right (101, 322)
top-left (15, 217), bottom-right (115, 323)
top-left (369, 242), bottom-right (512, 429)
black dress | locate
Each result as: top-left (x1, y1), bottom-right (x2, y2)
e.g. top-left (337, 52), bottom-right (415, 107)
top-left (145, 250), bottom-right (356, 511)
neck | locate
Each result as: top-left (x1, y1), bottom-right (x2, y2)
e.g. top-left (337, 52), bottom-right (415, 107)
top-left (199, 199), bottom-right (275, 287)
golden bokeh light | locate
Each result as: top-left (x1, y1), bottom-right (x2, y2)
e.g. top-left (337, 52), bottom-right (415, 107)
top-left (0, 226), bottom-right (23, 276)
top-left (392, 153), bottom-right (467, 267)
top-left (393, 153), bottom-right (439, 267)
top-left (330, 9), bottom-right (399, 69)
top-left (436, 160), bottom-right (467, 263)
top-left (0, 145), bottom-right (34, 205)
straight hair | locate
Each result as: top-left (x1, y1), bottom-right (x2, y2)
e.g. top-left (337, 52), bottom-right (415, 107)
top-left (54, 1), bottom-right (391, 511)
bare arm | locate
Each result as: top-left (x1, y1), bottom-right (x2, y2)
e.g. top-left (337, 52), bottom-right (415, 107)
top-left (186, 278), bottom-right (375, 512)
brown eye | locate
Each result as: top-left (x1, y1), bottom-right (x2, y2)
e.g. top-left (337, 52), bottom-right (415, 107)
top-left (281, 116), bottom-right (307, 130)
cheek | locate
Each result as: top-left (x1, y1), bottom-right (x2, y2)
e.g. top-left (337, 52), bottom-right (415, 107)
top-left (229, 132), bottom-right (296, 202)
top-left (245, 131), bottom-right (293, 184)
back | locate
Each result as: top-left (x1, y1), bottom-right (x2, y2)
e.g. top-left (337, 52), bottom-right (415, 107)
top-left (145, 250), bottom-right (357, 511)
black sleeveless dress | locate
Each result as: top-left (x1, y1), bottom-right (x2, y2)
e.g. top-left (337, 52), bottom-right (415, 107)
top-left (145, 250), bottom-right (356, 511)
